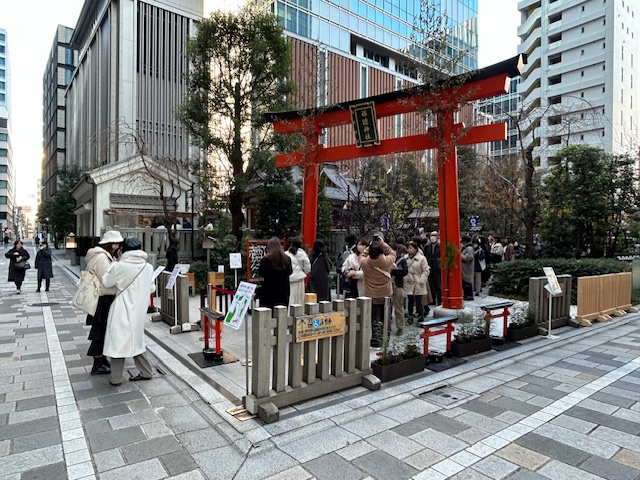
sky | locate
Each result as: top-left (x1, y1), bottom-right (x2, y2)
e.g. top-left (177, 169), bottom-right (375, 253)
top-left (1, 0), bottom-right (519, 209)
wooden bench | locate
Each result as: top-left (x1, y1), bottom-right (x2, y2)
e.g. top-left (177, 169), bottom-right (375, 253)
top-left (479, 301), bottom-right (514, 338)
top-left (418, 316), bottom-right (458, 354)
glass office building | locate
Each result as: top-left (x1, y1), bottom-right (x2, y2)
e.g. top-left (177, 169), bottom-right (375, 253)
top-left (267, 0), bottom-right (478, 75)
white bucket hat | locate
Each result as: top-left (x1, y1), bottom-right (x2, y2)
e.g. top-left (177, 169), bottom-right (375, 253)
top-left (99, 230), bottom-right (124, 245)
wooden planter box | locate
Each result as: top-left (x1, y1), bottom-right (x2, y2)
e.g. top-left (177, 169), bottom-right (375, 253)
top-left (371, 355), bottom-right (426, 383)
top-left (506, 325), bottom-right (539, 342)
top-left (451, 337), bottom-right (492, 358)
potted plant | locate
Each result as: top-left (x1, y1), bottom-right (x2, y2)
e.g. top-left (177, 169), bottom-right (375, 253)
top-left (371, 337), bottom-right (426, 382)
top-left (451, 310), bottom-right (492, 357)
top-left (506, 304), bottom-right (539, 341)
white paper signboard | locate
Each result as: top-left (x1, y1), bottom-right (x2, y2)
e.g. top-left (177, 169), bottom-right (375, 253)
top-left (152, 266), bottom-right (165, 282)
top-left (543, 267), bottom-right (563, 296)
top-left (166, 264), bottom-right (181, 290)
top-left (229, 252), bottom-right (242, 270)
top-left (223, 281), bottom-right (257, 330)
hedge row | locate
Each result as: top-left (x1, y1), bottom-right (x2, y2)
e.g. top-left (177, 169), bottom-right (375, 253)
top-left (489, 258), bottom-right (628, 301)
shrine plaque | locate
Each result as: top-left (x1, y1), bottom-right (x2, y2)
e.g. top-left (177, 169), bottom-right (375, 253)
top-left (295, 312), bottom-right (346, 343)
top-left (349, 101), bottom-right (380, 147)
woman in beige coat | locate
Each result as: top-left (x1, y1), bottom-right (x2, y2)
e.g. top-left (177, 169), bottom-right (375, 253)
top-left (403, 241), bottom-right (431, 323)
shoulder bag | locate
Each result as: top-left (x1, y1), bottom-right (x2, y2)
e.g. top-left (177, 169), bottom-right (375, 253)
top-left (70, 269), bottom-right (101, 316)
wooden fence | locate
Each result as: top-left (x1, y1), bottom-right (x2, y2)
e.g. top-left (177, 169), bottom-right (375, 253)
top-left (576, 272), bottom-right (638, 325)
top-left (243, 298), bottom-right (376, 417)
top-left (528, 274), bottom-right (572, 331)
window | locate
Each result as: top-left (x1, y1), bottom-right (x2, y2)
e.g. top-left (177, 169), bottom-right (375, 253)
top-left (602, 86), bottom-right (606, 93)
top-left (0, 166), bottom-right (6, 174)
top-left (0, 46), bottom-right (4, 53)
top-left (581, 70), bottom-right (584, 77)
top-left (0, 196), bottom-right (7, 205)
top-left (581, 92), bottom-right (584, 98)
top-left (621, 89), bottom-right (624, 103)
top-left (622, 46), bottom-right (624, 60)
top-left (0, 57), bottom-right (4, 66)
top-left (581, 5), bottom-right (585, 11)
top-left (0, 133), bottom-right (7, 141)
top-left (0, 180), bottom-right (6, 189)
top-left (581, 27), bottom-right (584, 33)
top-left (0, 94), bottom-right (4, 102)
top-left (580, 134), bottom-right (584, 140)
top-left (0, 148), bottom-right (7, 156)
top-left (0, 69), bottom-right (4, 79)
top-left (603, 42), bottom-right (606, 49)
top-left (581, 49), bottom-right (585, 56)
top-left (602, 64), bottom-right (606, 71)
top-left (549, 75), bottom-right (561, 85)
top-left (0, 33), bottom-right (5, 41)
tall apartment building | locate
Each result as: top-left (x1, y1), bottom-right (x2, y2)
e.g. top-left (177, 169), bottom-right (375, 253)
top-left (42, 25), bottom-right (76, 203)
top-left (257, 0), bottom-right (478, 171)
top-left (0, 28), bottom-right (15, 240)
top-left (65, 0), bottom-right (202, 248)
top-left (518, 0), bottom-right (639, 167)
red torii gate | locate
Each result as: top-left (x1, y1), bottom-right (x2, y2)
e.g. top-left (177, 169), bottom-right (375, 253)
top-left (265, 55), bottom-right (524, 309)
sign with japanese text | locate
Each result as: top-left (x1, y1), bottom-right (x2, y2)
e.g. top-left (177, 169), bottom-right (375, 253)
top-left (223, 281), bottom-right (257, 330)
top-left (295, 312), bottom-right (346, 343)
top-left (543, 267), bottom-right (563, 296)
top-left (350, 102), bottom-right (380, 147)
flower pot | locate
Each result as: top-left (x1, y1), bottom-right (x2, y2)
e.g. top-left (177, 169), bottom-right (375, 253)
top-left (451, 337), bottom-right (492, 358)
top-left (371, 355), bottom-right (426, 382)
top-left (506, 325), bottom-right (539, 342)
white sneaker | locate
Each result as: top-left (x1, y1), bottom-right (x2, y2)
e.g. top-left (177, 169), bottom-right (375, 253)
top-left (16, 289), bottom-right (21, 294)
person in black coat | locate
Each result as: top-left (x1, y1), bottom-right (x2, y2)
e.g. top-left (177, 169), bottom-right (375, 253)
top-left (35, 241), bottom-right (53, 292)
top-left (306, 239), bottom-right (333, 302)
top-left (5, 240), bottom-right (30, 294)
top-left (259, 237), bottom-right (292, 309)
top-left (165, 238), bottom-right (179, 272)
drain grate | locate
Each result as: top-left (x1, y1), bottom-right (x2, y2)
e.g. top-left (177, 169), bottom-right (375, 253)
top-left (419, 386), bottom-right (472, 407)
top-left (31, 303), bottom-right (60, 307)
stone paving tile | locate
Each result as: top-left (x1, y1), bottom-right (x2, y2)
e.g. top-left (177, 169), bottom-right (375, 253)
top-left (8, 405), bottom-right (57, 424)
top-left (495, 443), bottom-right (549, 470)
top-left (177, 428), bottom-right (233, 454)
top-left (613, 448), bottom-right (640, 470)
top-left (534, 423), bottom-right (619, 458)
top-left (98, 457), bottom-right (168, 480)
top-left (192, 445), bottom-right (246, 479)
top-left (516, 432), bottom-right (590, 466)
top-left (565, 406), bottom-right (640, 435)
top-left (79, 403), bottom-right (131, 423)
top-left (352, 449), bottom-right (419, 480)
top-left (549, 413), bottom-right (597, 434)
top-left (341, 413), bottom-right (399, 438)
top-left (160, 449), bottom-right (200, 477)
top-left (591, 425), bottom-right (640, 452)
top-left (93, 448), bottom-right (126, 473)
top-left (537, 459), bottom-right (608, 480)
top-left (490, 385), bottom-right (536, 402)
top-left (410, 428), bottom-right (468, 456)
top-left (121, 435), bottom-right (183, 464)
top-left (455, 427), bottom-right (490, 444)
top-left (519, 383), bottom-right (567, 400)
top-left (265, 465), bottom-right (313, 480)
top-left (278, 426), bottom-right (360, 463)
top-left (303, 452), bottom-right (365, 480)
top-left (0, 416), bottom-right (59, 441)
top-left (107, 409), bottom-right (160, 430)
top-left (20, 461), bottom-right (67, 480)
top-left (504, 470), bottom-right (549, 480)
top-left (455, 411), bottom-right (509, 434)
top-left (461, 400), bottom-right (507, 418)
top-left (14, 395), bottom-right (55, 411)
top-left (87, 425), bottom-right (147, 453)
top-left (590, 391), bottom-right (636, 409)
top-left (1, 444), bottom-right (63, 476)
top-left (366, 430), bottom-right (424, 459)
top-left (157, 405), bottom-right (209, 435)
top-left (580, 455), bottom-right (640, 480)
top-left (11, 428), bottom-right (61, 454)
top-left (97, 389), bottom-right (145, 407)
top-left (336, 440), bottom-right (377, 461)
top-left (471, 454), bottom-right (519, 479)
top-left (576, 399), bottom-right (621, 415)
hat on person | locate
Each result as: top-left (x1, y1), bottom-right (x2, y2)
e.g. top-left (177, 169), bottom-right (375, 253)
top-left (122, 237), bottom-right (142, 252)
top-left (99, 230), bottom-right (124, 245)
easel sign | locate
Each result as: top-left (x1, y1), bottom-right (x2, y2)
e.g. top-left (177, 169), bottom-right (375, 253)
top-left (224, 281), bottom-right (257, 331)
top-left (542, 266), bottom-right (562, 339)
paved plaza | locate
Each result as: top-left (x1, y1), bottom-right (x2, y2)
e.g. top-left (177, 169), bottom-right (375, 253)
top-left (2, 241), bottom-right (640, 480)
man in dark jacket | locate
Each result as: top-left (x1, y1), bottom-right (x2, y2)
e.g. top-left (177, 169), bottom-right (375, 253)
top-left (35, 241), bottom-right (53, 292)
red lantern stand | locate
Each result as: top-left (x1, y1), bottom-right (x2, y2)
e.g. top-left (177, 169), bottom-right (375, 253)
top-left (267, 55), bottom-right (524, 309)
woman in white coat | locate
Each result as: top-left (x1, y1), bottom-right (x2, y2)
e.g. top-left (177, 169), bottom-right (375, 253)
top-left (102, 237), bottom-right (155, 386)
top-left (286, 237), bottom-right (311, 308)
top-left (341, 238), bottom-right (368, 298)
top-left (403, 240), bottom-right (431, 323)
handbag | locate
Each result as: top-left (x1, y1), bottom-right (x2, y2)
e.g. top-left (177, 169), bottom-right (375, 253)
top-left (15, 260), bottom-right (30, 270)
top-left (70, 270), bottom-right (100, 316)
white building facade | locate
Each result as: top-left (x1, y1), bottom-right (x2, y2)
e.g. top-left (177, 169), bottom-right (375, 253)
top-left (0, 27), bottom-right (15, 240)
top-left (518, 0), bottom-right (639, 167)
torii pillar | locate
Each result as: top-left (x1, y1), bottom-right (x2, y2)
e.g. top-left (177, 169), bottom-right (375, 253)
top-left (266, 55), bottom-right (525, 310)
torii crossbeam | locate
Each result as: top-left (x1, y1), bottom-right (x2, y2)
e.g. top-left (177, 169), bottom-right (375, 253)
top-left (265, 55), bottom-right (524, 309)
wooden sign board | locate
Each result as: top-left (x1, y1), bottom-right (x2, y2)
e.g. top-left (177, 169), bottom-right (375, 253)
top-left (295, 312), bottom-right (346, 343)
top-left (349, 101), bottom-right (380, 147)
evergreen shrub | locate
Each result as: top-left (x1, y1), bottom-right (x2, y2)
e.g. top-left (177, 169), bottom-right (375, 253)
top-left (489, 258), bottom-right (627, 302)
